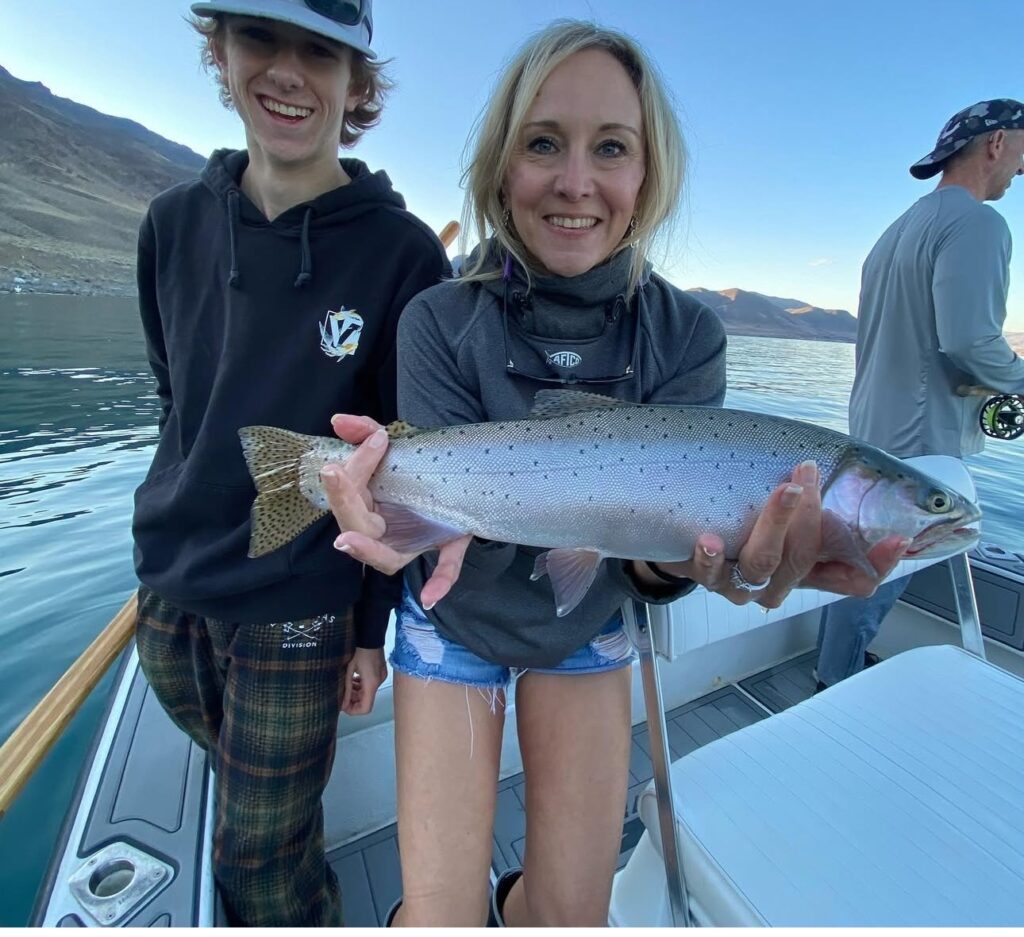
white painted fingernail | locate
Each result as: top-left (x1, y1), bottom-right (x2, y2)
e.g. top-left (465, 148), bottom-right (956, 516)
top-left (702, 545), bottom-right (719, 558)
top-left (781, 484), bottom-right (803, 508)
top-left (369, 429), bottom-right (388, 449)
top-left (423, 600), bottom-right (435, 611)
top-left (334, 538), bottom-right (351, 553)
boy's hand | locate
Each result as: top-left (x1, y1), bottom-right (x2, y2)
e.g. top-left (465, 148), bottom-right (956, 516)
top-left (341, 646), bottom-right (388, 716)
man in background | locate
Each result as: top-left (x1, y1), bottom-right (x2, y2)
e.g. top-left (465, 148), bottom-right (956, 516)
top-left (815, 99), bottom-right (1024, 692)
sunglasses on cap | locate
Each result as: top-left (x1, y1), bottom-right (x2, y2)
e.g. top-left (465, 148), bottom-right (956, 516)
top-left (304, 0), bottom-right (372, 41)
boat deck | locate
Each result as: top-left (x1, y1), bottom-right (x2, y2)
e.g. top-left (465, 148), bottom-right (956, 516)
top-left (327, 653), bottom-right (820, 926)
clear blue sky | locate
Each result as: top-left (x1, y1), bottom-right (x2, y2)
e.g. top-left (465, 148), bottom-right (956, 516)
top-left (2, 0), bottom-right (1023, 327)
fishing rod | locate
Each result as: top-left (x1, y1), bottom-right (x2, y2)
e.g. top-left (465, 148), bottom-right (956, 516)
top-left (957, 385), bottom-right (1024, 441)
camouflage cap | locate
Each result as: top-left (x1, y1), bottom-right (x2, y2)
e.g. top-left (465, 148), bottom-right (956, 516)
top-left (910, 99), bottom-right (1024, 179)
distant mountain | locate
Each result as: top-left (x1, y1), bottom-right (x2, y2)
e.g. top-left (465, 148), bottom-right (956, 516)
top-left (1008, 333), bottom-right (1024, 356)
top-left (686, 287), bottom-right (858, 343)
top-left (0, 65), bottom-right (204, 294)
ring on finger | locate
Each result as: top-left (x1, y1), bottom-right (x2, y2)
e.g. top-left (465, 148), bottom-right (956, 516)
top-left (729, 564), bottom-right (771, 593)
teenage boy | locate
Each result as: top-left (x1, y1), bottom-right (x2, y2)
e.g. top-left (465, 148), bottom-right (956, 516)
top-left (131, 0), bottom-right (448, 924)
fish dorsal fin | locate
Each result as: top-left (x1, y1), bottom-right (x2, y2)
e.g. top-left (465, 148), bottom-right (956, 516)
top-left (386, 420), bottom-right (429, 439)
top-left (528, 389), bottom-right (638, 421)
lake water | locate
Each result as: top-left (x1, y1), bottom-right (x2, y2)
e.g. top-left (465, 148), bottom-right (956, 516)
top-left (1, 292), bottom-right (1022, 924)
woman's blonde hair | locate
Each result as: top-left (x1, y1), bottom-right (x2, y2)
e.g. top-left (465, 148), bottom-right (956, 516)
top-left (461, 20), bottom-right (686, 295)
top-left (190, 13), bottom-right (392, 148)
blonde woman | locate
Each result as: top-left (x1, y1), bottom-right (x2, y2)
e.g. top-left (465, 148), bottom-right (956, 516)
top-left (325, 20), bottom-right (906, 926)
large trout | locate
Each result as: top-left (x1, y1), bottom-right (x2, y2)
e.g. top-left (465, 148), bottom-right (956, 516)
top-left (239, 390), bottom-right (981, 615)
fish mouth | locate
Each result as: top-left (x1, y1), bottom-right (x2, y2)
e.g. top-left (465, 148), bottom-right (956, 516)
top-left (904, 520), bottom-right (981, 558)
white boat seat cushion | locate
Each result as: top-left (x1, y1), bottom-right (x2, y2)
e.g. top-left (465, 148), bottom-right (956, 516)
top-left (634, 645), bottom-right (1024, 926)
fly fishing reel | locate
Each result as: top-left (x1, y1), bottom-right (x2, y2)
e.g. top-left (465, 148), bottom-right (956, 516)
top-left (980, 394), bottom-right (1024, 440)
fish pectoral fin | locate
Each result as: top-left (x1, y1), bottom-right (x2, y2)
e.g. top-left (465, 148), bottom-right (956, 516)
top-left (376, 502), bottom-right (468, 554)
top-left (820, 509), bottom-right (878, 578)
top-left (528, 389), bottom-right (637, 420)
top-left (531, 548), bottom-right (604, 618)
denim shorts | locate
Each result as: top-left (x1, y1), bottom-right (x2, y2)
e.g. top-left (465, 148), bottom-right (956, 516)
top-left (389, 585), bottom-right (636, 690)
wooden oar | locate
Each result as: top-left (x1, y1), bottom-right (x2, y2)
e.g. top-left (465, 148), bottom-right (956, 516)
top-left (0, 594), bottom-right (137, 820)
top-left (437, 220), bottom-right (459, 248)
top-left (0, 221), bottom-right (462, 821)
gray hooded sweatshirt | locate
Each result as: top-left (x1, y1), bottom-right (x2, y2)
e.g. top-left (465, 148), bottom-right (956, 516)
top-left (397, 244), bottom-right (726, 668)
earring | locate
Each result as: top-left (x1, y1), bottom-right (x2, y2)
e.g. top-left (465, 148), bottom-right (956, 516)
top-left (628, 215), bottom-right (638, 237)
top-left (501, 207), bottom-right (511, 229)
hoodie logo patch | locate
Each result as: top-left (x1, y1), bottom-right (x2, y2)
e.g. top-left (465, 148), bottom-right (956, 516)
top-left (320, 308), bottom-right (363, 361)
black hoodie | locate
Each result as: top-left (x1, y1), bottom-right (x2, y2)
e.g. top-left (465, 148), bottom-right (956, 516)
top-left (132, 149), bottom-right (449, 645)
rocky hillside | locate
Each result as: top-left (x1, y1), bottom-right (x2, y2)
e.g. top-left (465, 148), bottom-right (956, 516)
top-left (0, 65), bottom-right (204, 295)
top-left (686, 287), bottom-right (857, 342)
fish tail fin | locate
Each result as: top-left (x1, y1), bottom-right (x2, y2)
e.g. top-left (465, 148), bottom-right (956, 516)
top-left (238, 425), bottom-right (342, 558)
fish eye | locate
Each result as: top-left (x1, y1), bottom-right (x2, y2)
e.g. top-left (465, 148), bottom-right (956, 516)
top-left (926, 489), bottom-right (952, 513)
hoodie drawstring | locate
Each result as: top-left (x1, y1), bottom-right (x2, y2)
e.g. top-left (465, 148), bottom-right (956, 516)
top-left (227, 190), bottom-right (241, 288)
top-left (294, 207), bottom-right (314, 288)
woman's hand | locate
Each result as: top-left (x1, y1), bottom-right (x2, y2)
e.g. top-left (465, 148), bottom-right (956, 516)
top-left (341, 646), bottom-right (388, 716)
top-left (323, 414), bottom-right (472, 609)
top-left (641, 461), bottom-right (909, 608)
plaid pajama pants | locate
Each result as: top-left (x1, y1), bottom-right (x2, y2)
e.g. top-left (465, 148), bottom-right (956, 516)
top-left (135, 585), bottom-right (356, 926)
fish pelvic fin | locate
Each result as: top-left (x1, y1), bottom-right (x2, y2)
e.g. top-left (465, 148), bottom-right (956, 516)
top-left (376, 502), bottom-right (468, 554)
top-left (238, 425), bottom-right (333, 558)
top-left (531, 548), bottom-right (604, 617)
top-left (529, 389), bottom-right (640, 420)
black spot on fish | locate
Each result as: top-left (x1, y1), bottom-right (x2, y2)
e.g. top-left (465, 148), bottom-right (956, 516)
top-left (485, 448), bottom-right (491, 455)
top-left (416, 447), bottom-right (423, 454)
top-left (508, 444), bottom-right (514, 450)
top-left (391, 465), bottom-right (397, 472)
top-left (432, 455), bottom-right (439, 462)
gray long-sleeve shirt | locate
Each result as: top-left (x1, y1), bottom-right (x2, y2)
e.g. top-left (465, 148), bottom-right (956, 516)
top-left (850, 185), bottom-right (1024, 458)
top-left (397, 246), bottom-right (726, 668)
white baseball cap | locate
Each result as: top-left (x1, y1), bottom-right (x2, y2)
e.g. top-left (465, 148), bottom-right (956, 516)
top-left (190, 0), bottom-right (374, 58)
